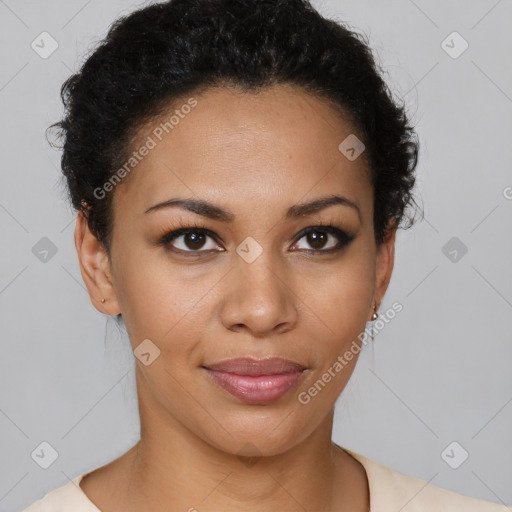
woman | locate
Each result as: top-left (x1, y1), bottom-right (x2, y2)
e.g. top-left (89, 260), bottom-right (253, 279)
top-left (23, 0), bottom-right (508, 510)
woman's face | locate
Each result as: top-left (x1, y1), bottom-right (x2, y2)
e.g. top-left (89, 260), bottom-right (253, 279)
top-left (79, 84), bottom-right (395, 457)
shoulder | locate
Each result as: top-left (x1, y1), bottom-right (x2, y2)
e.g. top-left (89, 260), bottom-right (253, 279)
top-left (341, 446), bottom-right (509, 512)
top-left (22, 473), bottom-right (100, 512)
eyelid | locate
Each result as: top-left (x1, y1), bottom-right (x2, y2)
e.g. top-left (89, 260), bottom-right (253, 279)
top-left (158, 225), bottom-right (221, 248)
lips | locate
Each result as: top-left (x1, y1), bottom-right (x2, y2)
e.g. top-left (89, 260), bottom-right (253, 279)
top-left (203, 357), bottom-right (307, 405)
top-left (204, 357), bottom-right (306, 375)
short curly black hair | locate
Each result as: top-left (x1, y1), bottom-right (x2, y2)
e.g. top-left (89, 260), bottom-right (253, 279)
top-left (48, 0), bottom-right (421, 254)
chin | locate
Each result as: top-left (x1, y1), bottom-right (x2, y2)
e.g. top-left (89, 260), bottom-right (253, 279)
top-left (192, 408), bottom-right (318, 459)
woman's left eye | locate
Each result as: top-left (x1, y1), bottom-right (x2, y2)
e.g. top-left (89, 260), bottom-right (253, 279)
top-left (291, 226), bottom-right (355, 253)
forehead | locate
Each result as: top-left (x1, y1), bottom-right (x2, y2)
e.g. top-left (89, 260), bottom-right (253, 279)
top-left (113, 84), bottom-right (372, 222)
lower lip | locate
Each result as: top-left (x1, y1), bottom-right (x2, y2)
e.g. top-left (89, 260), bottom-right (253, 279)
top-left (204, 369), bottom-right (304, 404)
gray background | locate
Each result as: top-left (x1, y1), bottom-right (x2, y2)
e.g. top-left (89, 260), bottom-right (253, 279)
top-left (1, 0), bottom-right (511, 510)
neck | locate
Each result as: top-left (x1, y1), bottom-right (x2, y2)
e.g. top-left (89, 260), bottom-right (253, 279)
top-left (118, 368), bottom-right (366, 512)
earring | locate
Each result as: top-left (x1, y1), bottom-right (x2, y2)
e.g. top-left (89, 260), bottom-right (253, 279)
top-left (371, 303), bottom-right (378, 342)
top-left (101, 297), bottom-right (106, 304)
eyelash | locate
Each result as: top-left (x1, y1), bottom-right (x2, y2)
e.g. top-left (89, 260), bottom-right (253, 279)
top-left (157, 221), bottom-right (355, 256)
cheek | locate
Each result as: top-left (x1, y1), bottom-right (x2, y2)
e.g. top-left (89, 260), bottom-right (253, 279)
top-left (294, 265), bottom-right (373, 410)
top-left (299, 255), bottom-right (374, 335)
top-left (111, 248), bottom-right (217, 350)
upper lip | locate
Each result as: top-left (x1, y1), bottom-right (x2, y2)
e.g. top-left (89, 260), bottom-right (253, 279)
top-left (203, 357), bottom-right (307, 375)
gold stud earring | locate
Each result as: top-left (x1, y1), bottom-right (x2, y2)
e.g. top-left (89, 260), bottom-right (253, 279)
top-left (101, 297), bottom-right (106, 304)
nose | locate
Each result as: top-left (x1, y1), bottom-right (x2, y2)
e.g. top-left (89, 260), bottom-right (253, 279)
top-left (218, 252), bottom-right (298, 337)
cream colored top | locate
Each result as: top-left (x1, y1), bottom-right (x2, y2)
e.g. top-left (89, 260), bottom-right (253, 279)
top-left (22, 446), bottom-right (509, 511)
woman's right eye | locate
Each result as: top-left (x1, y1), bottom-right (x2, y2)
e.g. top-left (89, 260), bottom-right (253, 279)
top-left (159, 228), bottom-right (223, 254)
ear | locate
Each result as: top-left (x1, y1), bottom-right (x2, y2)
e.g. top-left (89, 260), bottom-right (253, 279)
top-left (370, 218), bottom-right (397, 319)
top-left (74, 210), bottom-right (121, 316)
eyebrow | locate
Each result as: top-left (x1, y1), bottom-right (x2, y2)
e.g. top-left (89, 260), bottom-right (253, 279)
top-left (144, 194), bottom-right (361, 222)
